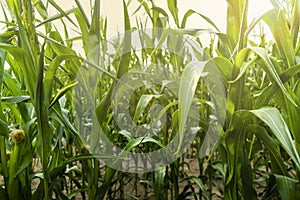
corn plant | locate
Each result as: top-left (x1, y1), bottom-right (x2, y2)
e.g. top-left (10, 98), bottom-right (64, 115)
top-left (0, 0), bottom-right (299, 199)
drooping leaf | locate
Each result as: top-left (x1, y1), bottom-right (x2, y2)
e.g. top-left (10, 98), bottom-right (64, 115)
top-left (247, 124), bottom-right (289, 176)
top-left (255, 64), bottom-right (300, 108)
top-left (273, 174), bottom-right (300, 200)
top-left (249, 47), bottom-right (298, 107)
top-left (36, 8), bottom-right (77, 28)
top-left (181, 9), bottom-right (220, 31)
top-left (249, 107), bottom-right (300, 171)
top-left (49, 81), bottom-right (78, 108)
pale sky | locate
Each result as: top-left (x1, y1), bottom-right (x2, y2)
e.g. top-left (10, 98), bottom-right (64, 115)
top-left (101, 0), bottom-right (273, 36)
top-left (0, 0), bottom-right (274, 43)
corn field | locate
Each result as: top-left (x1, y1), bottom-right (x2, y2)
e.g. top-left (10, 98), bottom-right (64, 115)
top-left (0, 0), bottom-right (300, 199)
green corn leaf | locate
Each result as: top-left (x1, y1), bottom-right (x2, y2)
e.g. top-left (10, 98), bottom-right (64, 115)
top-left (118, 130), bottom-right (134, 141)
top-left (49, 81), bottom-right (78, 108)
top-left (97, 2), bottom-right (132, 198)
top-left (0, 37), bottom-right (8, 191)
top-left (272, 174), bottom-right (300, 200)
top-left (176, 61), bottom-right (206, 154)
top-left (96, 0), bottom-right (131, 125)
top-left (249, 107), bottom-right (300, 171)
top-left (0, 43), bottom-right (28, 59)
top-left (229, 49), bottom-right (257, 83)
top-left (2, 72), bottom-right (31, 122)
top-left (216, 32), bottom-right (235, 58)
top-left (0, 43), bottom-right (36, 97)
top-left (249, 47), bottom-right (298, 108)
top-left (74, 0), bottom-right (90, 28)
top-left (0, 1), bottom-right (9, 22)
top-left (13, 3), bottom-right (36, 68)
top-left (154, 168), bottom-right (166, 199)
top-left (191, 177), bottom-right (210, 199)
top-left (88, 0), bottom-right (100, 62)
top-left (33, 0), bottom-right (48, 20)
top-left (135, 0), bottom-right (152, 23)
top-left (3, 71), bottom-right (23, 96)
top-left (1, 96), bottom-right (30, 103)
top-left (44, 54), bottom-right (79, 103)
top-left (181, 9), bottom-right (220, 31)
top-left (291, 0), bottom-right (300, 48)
top-left (36, 8), bottom-right (77, 28)
top-left (50, 103), bottom-right (83, 148)
top-left (263, 8), bottom-right (295, 67)
top-left (225, 112), bottom-right (257, 200)
top-left (151, 6), bottom-right (169, 18)
top-left (47, 31), bottom-right (77, 55)
top-left (167, 0), bottom-right (179, 27)
top-left (117, 0), bottom-right (131, 79)
top-left (212, 57), bottom-right (234, 82)
top-left (255, 63), bottom-right (300, 107)
top-left (179, 62), bottom-right (204, 128)
top-left (133, 94), bottom-right (162, 124)
top-left (247, 124), bottom-right (288, 176)
top-left (226, 0), bottom-right (248, 48)
top-left (48, 0), bottom-right (77, 28)
top-left (123, 136), bottom-right (164, 154)
top-left (73, 8), bottom-right (89, 53)
top-left (0, 39), bottom-right (8, 136)
top-left (34, 43), bottom-right (52, 199)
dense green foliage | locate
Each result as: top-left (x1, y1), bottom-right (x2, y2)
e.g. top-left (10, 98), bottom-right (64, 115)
top-left (0, 0), bottom-right (300, 199)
